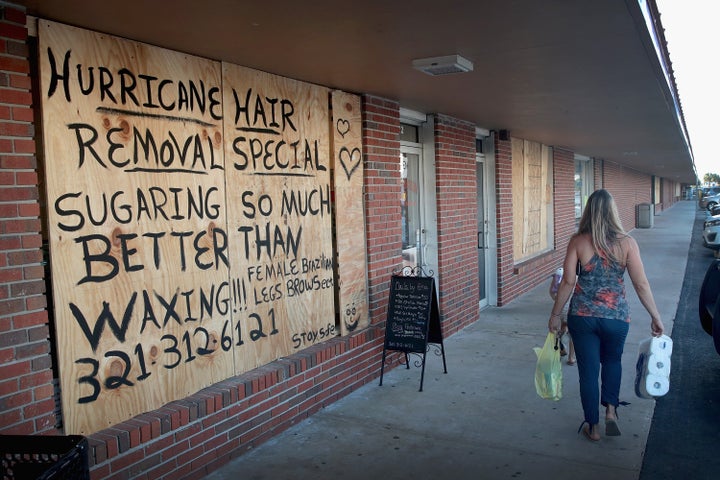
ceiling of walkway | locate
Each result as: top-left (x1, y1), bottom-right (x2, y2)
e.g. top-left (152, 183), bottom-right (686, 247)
top-left (15, 0), bottom-right (697, 183)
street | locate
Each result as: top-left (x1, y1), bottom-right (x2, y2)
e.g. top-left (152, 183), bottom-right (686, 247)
top-left (641, 207), bottom-right (720, 479)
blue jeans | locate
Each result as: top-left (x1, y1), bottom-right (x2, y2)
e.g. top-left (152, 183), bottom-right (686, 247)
top-left (567, 315), bottom-right (629, 425)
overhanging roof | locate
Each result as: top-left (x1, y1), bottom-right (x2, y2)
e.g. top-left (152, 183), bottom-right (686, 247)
top-left (14, 0), bottom-right (697, 184)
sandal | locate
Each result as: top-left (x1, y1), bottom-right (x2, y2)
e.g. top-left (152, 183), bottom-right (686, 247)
top-left (605, 418), bottom-right (621, 436)
top-left (578, 422), bottom-right (600, 442)
top-left (604, 402), bottom-right (628, 436)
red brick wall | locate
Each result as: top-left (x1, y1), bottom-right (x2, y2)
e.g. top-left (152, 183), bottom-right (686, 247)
top-left (363, 96), bottom-right (402, 323)
top-left (85, 331), bottom-right (386, 479)
top-left (552, 149), bottom-right (578, 254)
top-left (595, 158), bottom-right (604, 190)
top-left (658, 178), bottom-right (681, 212)
top-left (434, 115), bottom-right (479, 334)
top-left (586, 159), bottom-right (682, 228)
top-left (602, 160), bottom-right (652, 231)
top-left (0, 5), bottom-right (57, 435)
top-left (495, 142), bottom-right (574, 305)
top-left (495, 136), bottom-right (514, 304)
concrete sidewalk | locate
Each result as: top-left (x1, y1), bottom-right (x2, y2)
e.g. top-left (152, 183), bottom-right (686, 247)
top-left (204, 200), bottom-right (696, 480)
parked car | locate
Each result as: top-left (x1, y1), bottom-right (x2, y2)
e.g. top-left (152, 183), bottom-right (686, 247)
top-left (699, 259), bottom-right (720, 355)
top-left (703, 213), bottom-right (720, 251)
top-left (702, 193), bottom-right (720, 210)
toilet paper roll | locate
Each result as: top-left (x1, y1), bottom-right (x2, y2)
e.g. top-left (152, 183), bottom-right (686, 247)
top-left (636, 373), bottom-right (670, 398)
top-left (635, 348), bottom-right (671, 399)
top-left (639, 334), bottom-right (673, 358)
top-left (646, 353), bottom-right (671, 377)
top-left (652, 335), bottom-right (673, 356)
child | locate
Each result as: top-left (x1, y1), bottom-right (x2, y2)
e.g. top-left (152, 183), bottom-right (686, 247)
top-left (549, 267), bottom-right (576, 365)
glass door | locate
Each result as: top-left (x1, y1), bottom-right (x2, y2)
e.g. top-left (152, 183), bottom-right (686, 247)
top-left (399, 115), bottom-right (437, 281)
top-left (476, 132), bottom-right (497, 308)
top-left (401, 148), bottom-right (422, 271)
top-left (476, 161), bottom-right (487, 306)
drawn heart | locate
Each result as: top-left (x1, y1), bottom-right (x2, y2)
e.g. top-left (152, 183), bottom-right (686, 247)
top-left (339, 147), bottom-right (361, 180)
top-left (336, 119), bottom-right (350, 138)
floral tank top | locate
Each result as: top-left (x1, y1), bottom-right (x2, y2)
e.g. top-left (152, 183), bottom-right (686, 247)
top-left (568, 253), bottom-right (629, 322)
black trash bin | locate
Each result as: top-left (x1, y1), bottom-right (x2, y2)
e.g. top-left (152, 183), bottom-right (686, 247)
top-left (0, 434), bottom-right (89, 480)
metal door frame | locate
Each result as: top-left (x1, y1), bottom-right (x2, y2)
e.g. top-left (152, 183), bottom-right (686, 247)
top-left (400, 109), bottom-right (438, 281)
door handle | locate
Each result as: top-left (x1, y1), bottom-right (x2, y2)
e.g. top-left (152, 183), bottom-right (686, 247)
top-left (421, 229), bottom-right (428, 267)
top-left (478, 231), bottom-right (484, 249)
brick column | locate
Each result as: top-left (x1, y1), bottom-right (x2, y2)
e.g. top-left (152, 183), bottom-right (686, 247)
top-left (0, 4), bottom-right (58, 434)
top-left (362, 95), bottom-right (401, 324)
top-left (434, 114), bottom-right (478, 334)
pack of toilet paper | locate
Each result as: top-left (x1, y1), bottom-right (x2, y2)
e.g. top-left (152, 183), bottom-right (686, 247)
top-left (635, 335), bottom-right (673, 399)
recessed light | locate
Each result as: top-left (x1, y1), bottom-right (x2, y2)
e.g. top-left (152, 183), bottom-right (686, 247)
top-left (412, 55), bottom-right (474, 76)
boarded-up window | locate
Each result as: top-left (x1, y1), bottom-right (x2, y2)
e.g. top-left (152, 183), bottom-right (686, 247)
top-left (38, 20), bottom-right (367, 435)
top-left (512, 138), bottom-right (553, 261)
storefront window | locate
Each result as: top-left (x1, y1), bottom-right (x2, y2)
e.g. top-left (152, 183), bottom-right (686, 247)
top-left (400, 150), bottom-right (421, 269)
top-left (575, 155), bottom-right (594, 223)
top-left (512, 138), bottom-right (554, 261)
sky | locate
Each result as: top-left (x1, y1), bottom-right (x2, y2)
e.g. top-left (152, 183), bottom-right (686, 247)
top-left (655, 0), bottom-right (719, 182)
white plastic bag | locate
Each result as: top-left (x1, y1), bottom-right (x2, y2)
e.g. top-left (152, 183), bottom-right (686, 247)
top-left (534, 333), bottom-right (562, 401)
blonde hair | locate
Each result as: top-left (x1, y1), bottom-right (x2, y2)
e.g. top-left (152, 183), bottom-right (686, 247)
top-left (577, 189), bottom-right (626, 263)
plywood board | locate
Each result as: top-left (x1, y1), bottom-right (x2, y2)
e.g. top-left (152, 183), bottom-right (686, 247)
top-left (525, 141), bottom-right (542, 252)
top-left (222, 64), bottom-right (335, 372)
top-left (39, 20), bottom-right (368, 436)
top-left (513, 139), bottom-right (554, 259)
top-left (542, 145), bottom-right (553, 243)
top-left (38, 20), bottom-right (233, 434)
top-left (331, 91), bottom-right (369, 335)
top-left (511, 138), bottom-right (525, 258)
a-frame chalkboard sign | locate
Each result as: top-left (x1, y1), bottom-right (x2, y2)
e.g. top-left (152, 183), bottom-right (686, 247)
top-left (379, 269), bottom-right (447, 391)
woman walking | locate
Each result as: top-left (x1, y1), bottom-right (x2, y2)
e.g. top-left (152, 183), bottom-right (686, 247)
top-left (548, 189), bottom-right (665, 441)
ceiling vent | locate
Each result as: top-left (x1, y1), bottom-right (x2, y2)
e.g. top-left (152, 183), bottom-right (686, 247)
top-left (412, 55), bottom-right (474, 76)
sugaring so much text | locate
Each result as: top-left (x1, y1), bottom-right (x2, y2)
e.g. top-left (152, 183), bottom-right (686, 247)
top-left (53, 182), bottom-right (331, 283)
